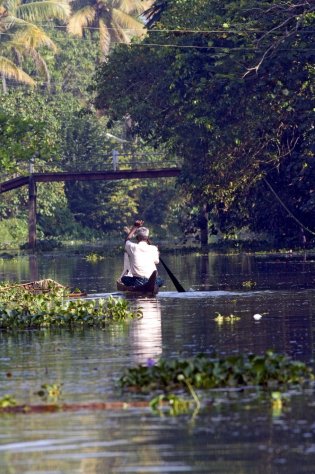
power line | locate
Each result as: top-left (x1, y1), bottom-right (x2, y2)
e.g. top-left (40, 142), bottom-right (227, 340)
top-left (2, 21), bottom-right (315, 34)
top-left (1, 33), bottom-right (314, 52)
top-left (123, 42), bottom-right (315, 52)
top-left (1, 29), bottom-right (313, 51)
top-left (11, 22), bottom-right (315, 34)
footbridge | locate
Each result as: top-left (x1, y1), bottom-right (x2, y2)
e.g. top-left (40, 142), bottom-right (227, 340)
top-left (0, 155), bottom-right (181, 248)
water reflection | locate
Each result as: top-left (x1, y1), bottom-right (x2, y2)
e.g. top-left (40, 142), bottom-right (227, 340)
top-left (1, 252), bottom-right (315, 473)
top-left (29, 254), bottom-right (39, 281)
top-left (129, 298), bottom-right (162, 364)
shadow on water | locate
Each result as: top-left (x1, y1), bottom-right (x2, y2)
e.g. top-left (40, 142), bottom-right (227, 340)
top-left (1, 252), bottom-right (315, 472)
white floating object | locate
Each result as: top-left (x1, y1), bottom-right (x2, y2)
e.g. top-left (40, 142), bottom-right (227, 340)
top-left (253, 313), bottom-right (263, 320)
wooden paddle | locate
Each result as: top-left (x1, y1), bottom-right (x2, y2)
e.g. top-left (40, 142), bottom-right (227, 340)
top-left (146, 237), bottom-right (185, 292)
top-left (158, 255), bottom-right (186, 293)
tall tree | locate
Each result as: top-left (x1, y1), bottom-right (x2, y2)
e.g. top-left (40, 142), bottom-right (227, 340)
top-left (0, 56), bottom-right (35, 90)
top-left (67, 0), bottom-right (152, 60)
top-left (0, 0), bottom-right (70, 89)
top-left (94, 0), bottom-right (315, 244)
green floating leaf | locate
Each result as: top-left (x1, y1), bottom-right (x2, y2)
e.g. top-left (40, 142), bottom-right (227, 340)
top-left (120, 352), bottom-right (313, 392)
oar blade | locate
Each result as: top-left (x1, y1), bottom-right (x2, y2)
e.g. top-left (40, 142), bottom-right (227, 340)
top-left (160, 257), bottom-right (186, 292)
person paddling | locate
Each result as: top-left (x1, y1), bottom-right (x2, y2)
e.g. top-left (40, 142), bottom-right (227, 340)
top-left (121, 220), bottom-right (164, 288)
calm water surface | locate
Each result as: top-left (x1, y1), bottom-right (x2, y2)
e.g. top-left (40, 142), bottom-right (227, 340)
top-left (0, 251), bottom-right (315, 473)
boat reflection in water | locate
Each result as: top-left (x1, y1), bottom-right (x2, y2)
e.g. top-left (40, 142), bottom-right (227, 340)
top-left (130, 298), bottom-right (162, 365)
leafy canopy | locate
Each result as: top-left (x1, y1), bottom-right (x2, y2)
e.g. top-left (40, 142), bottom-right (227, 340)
top-left (94, 0), bottom-right (315, 242)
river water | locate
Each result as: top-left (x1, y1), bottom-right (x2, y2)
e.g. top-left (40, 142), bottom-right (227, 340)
top-left (0, 250), bottom-right (315, 473)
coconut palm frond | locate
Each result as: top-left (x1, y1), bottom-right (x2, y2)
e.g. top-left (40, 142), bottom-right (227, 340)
top-left (99, 17), bottom-right (110, 59)
top-left (67, 5), bottom-right (95, 36)
top-left (10, 25), bottom-right (57, 50)
top-left (16, 1), bottom-right (70, 23)
top-left (0, 14), bottom-right (22, 30)
top-left (27, 47), bottom-right (50, 82)
top-left (111, 19), bottom-right (130, 44)
top-left (2, 0), bottom-right (19, 14)
top-left (113, 0), bottom-right (150, 15)
top-left (0, 2), bottom-right (7, 20)
top-left (140, 0), bottom-right (154, 10)
top-left (0, 55), bottom-right (35, 85)
top-left (11, 45), bottom-right (23, 65)
top-left (112, 8), bottom-right (145, 37)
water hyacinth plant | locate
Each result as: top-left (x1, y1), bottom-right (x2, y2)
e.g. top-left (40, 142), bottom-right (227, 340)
top-left (150, 393), bottom-right (193, 416)
top-left (84, 253), bottom-right (105, 262)
top-left (0, 285), bottom-right (142, 329)
top-left (0, 395), bottom-right (17, 408)
top-left (119, 351), bottom-right (314, 393)
top-left (36, 384), bottom-right (63, 403)
top-left (214, 312), bottom-right (241, 325)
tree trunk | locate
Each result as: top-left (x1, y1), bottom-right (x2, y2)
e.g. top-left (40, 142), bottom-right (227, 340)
top-left (28, 176), bottom-right (37, 250)
top-left (1, 74), bottom-right (7, 94)
top-left (198, 203), bottom-right (208, 246)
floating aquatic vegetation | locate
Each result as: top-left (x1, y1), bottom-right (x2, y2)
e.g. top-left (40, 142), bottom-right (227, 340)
top-left (119, 351), bottom-right (314, 393)
top-left (84, 253), bottom-right (105, 262)
top-left (271, 391), bottom-right (283, 417)
top-left (150, 393), bottom-right (193, 416)
top-left (36, 384), bottom-right (63, 403)
top-left (0, 395), bottom-right (17, 408)
top-left (214, 312), bottom-right (241, 325)
top-left (0, 286), bottom-right (142, 329)
top-left (242, 280), bottom-right (256, 288)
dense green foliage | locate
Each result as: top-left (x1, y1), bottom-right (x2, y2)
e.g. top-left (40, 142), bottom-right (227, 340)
top-left (94, 0), bottom-right (315, 245)
top-left (41, 27), bottom-right (99, 97)
top-left (0, 90), bottom-right (82, 236)
top-left (0, 90), bottom-right (63, 169)
top-left (120, 351), bottom-right (314, 392)
top-left (0, 112), bottom-right (42, 172)
top-left (0, 40), bottom-right (180, 241)
top-left (1, 0), bottom-right (314, 247)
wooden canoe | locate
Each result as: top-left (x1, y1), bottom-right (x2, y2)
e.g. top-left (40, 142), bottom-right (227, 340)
top-left (116, 270), bottom-right (159, 295)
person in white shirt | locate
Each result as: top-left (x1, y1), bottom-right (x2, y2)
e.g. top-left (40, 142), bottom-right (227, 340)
top-left (121, 220), bottom-right (164, 287)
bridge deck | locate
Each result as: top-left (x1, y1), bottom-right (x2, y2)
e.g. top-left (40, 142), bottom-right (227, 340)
top-left (0, 168), bottom-right (181, 193)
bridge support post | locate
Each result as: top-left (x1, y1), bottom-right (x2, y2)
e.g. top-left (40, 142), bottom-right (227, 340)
top-left (28, 176), bottom-right (37, 250)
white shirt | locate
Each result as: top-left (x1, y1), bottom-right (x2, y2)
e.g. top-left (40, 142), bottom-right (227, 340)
top-left (124, 240), bottom-right (159, 279)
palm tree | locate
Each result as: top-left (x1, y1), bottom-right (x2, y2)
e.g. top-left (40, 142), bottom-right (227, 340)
top-left (0, 0), bottom-right (70, 90)
top-left (67, 0), bottom-right (153, 60)
top-left (0, 56), bottom-right (35, 92)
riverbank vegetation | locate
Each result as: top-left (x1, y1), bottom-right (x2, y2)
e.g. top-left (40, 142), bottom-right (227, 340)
top-left (0, 0), bottom-right (314, 251)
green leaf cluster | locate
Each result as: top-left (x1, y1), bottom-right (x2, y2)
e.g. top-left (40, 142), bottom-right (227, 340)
top-left (0, 110), bottom-right (46, 172)
top-left (94, 0), bottom-right (315, 244)
top-left (0, 286), bottom-right (142, 328)
top-left (119, 351), bottom-right (314, 392)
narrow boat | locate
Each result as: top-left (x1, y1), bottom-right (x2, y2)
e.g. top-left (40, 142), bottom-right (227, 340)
top-left (116, 270), bottom-right (159, 295)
